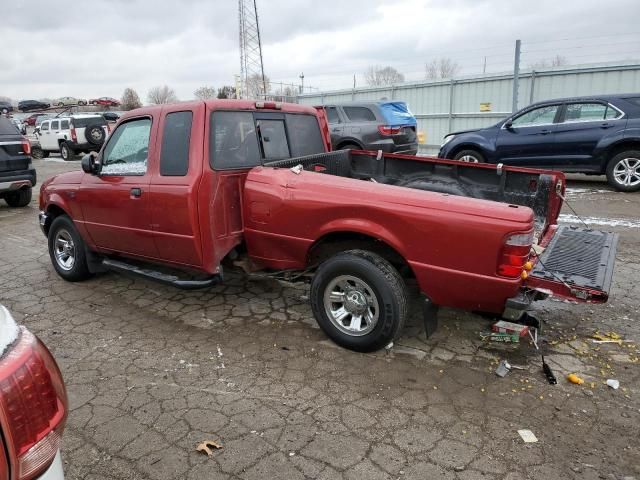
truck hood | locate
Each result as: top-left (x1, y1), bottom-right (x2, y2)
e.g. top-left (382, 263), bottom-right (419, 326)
top-left (47, 171), bottom-right (84, 185)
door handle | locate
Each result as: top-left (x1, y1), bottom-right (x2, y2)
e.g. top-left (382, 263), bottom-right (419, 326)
top-left (600, 123), bottom-right (612, 129)
top-left (539, 129), bottom-right (551, 135)
top-left (332, 128), bottom-right (341, 132)
top-left (130, 187), bottom-right (142, 198)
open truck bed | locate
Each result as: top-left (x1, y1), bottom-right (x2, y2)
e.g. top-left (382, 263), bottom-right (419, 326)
top-left (260, 149), bottom-right (618, 306)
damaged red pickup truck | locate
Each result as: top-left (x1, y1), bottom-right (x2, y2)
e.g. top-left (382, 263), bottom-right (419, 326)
top-left (39, 100), bottom-right (618, 351)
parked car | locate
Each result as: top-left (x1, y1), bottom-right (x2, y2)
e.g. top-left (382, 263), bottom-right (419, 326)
top-left (0, 101), bottom-right (13, 114)
top-left (0, 116), bottom-right (35, 207)
top-left (439, 94), bottom-right (640, 191)
top-left (319, 101), bottom-right (418, 154)
top-left (54, 96), bottom-right (86, 107)
top-left (37, 114), bottom-right (109, 160)
top-left (38, 100), bottom-right (617, 352)
top-left (89, 97), bottom-right (120, 107)
top-left (18, 100), bottom-right (50, 112)
top-left (102, 111), bottom-right (120, 122)
top-left (9, 117), bottom-right (27, 135)
top-left (24, 113), bottom-right (51, 126)
top-left (0, 304), bottom-right (68, 480)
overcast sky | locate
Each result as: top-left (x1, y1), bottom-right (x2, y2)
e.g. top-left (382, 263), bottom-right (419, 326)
top-left (1, 0), bottom-right (639, 102)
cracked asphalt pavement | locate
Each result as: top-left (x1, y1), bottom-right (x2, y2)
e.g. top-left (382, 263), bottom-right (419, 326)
top-left (1, 158), bottom-right (639, 479)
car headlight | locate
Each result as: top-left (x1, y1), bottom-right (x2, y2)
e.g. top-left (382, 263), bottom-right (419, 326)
top-left (441, 135), bottom-right (455, 147)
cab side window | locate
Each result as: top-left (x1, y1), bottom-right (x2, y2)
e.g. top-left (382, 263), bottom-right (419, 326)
top-left (61, 120), bottom-right (69, 129)
top-left (101, 118), bottom-right (152, 176)
top-left (160, 111), bottom-right (192, 176)
top-left (40, 122), bottom-right (49, 131)
top-left (326, 107), bottom-right (341, 124)
top-left (564, 103), bottom-right (607, 122)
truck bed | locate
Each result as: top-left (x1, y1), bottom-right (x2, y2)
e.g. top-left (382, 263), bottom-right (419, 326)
top-left (264, 149), bottom-right (564, 237)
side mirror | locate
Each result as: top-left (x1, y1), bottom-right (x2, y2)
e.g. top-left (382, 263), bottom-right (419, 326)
top-left (81, 152), bottom-right (100, 175)
top-left (503, 120), bottom-right (513, 129)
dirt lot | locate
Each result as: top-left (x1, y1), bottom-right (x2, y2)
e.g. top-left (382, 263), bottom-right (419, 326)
top-left (1, 159), bottom-right (639, 480)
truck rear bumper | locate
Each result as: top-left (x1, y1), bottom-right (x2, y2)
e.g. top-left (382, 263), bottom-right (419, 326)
top-left (0, 169), bottom-right (37, 193)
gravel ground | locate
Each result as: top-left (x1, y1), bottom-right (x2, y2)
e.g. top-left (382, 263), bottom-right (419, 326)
top-left (1, 159), bottom-right (638, 480)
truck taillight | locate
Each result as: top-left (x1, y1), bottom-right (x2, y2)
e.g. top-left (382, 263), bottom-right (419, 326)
top-left (70, 127), bottom-right (77, 143)
top-left (378, 125), bottom-right (402, 135)
top-left (0, 326), bottom-right (67, 479)
top-left (21, 137), bottom-right (31, 155)
top-left (497, 231), bottom-right (534, 278)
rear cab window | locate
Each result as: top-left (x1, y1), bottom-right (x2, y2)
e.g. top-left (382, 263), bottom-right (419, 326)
top-left (210, 110), bottom-right (324, 170)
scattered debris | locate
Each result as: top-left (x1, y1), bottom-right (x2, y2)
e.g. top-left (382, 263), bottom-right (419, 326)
top-left (567, 373), bottom-right (585, 385)
top-left (517, 429), bottom-right (538, 443)
top-left (542, 356), bottom-right (557, 385)
top-left (606, 379), bottom-right (620, 390)
top-left (480, 331), bottom-right (520, 343)
top-left (196, 440), bottom-right (223, 457)
top-left (495, 360), bottom-right (511, 377)
top-left (492, 320), bottom-right (529, 337)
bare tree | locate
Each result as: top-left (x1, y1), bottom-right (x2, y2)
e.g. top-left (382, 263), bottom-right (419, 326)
top-left (217, 85), bottom-right (237, 99)
top-left (425, 58), bottom-right (460, 80)
top-left (147, 85), bottom-right (178, 105)
top-left (529, 55), bottom-right (569, 69)
top-left (245, 74), bottom-right (270, 99)
top-left (120, 88), bottom-right (142, 111)
top-left (364, 65), bottom-right (405, 86)
top-left (194, 86), bottom-right (217, 100)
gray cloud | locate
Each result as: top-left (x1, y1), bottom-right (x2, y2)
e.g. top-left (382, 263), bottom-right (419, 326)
top-left (1, 0), bottom-right (638, 102)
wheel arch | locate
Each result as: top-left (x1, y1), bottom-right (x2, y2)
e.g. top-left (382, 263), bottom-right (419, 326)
top-left (42, 203), bottom-right (70, 236)
top-left (447, 143), bottom-right (488, 160)
top-left (602, 139), bottom-right (640, 172)
top-left (335, 138), bottom-right (364, 150)
top-left (307, 230), bottom-right (415, 280)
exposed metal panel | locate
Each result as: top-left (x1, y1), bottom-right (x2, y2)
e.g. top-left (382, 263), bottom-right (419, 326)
top-left (299, 63), bottom-right (640, 156)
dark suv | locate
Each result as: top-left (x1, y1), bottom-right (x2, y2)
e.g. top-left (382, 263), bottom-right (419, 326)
top-left (0, 116), bottom-right (35, 207)
top-left (320, 101), bottom-right (418, 154)
top-left (439, 94), bottom-right (640, 191)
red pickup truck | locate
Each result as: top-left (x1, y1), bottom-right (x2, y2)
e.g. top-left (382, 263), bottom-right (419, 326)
top-left (38, 100), bottom-right (618, 351)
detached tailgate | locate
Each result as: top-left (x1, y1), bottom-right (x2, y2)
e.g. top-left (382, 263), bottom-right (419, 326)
top-left (528, 225), bottom-right (618, 302)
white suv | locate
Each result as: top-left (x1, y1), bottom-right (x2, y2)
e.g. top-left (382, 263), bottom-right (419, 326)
top-left (37, 114), bottom-right (109, 160)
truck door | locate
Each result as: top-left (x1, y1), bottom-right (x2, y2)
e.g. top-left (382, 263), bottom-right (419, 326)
top-left (39, 121), bottom-right (52, 150)
top-left (495, 104), bottom-right (561, 167)
top-left (149, 106), bottom-right (203, 266)
top-left (79, 116), bottom-right (159, 258)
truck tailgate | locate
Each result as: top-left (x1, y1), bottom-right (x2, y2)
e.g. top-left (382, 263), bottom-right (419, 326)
top-left (528, 225), bottom-right (618, 302)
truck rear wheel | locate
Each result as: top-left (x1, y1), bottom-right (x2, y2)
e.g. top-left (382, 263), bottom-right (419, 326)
top-left (48, 215), bottom-right (93, 281)
top-left (310, 249), bottom-right (408, 352)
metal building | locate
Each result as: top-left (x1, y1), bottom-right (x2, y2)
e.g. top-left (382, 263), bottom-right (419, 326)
top-left (298, 62), bottom-right (640, 155)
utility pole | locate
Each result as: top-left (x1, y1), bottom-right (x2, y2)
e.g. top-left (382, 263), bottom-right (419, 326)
top-left (353, 74), bottom-right (356, 89)
top-left (512, 39), bottom-right (521, 113)
top-left (482, 56), bottom-right (487, 74)
top-left (299, 72), bottom-right (304, 94)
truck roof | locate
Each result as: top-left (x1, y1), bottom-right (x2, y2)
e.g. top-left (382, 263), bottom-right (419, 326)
top-left (120, 99), bottom-right (320, 121)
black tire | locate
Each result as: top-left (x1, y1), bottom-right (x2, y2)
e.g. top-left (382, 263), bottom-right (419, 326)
top-left (453, 149), bottom-right (486, 163)
top-left (85, 124), bottom-right (105, 146)
top-left (1, 107), bottom-right (8, 114)
top-left (60, 142), bottom-right (76, 161)
top-left (42, 151), bottom-right (50, 158)
top-left (338, 143), bottom-right (361, 151)
top-left (47, 215), bottom-right (93, 281)
top-left (310, 249), bottom-right (408, 352)
top-left (4, 188), bottom-right (32, 208)
top-left (605, 150), bottom-right (640, 192)
top-left (31, 147), bottom-right (44, 159)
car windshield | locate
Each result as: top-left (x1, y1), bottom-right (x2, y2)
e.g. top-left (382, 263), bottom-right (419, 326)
top-left (72, 116), bottom-right (107, 127)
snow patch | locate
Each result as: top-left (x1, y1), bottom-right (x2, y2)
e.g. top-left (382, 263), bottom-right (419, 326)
top-left (0, 306), bottom-right (20, 357)
top-left (559, 214), bottom-right (640, 229)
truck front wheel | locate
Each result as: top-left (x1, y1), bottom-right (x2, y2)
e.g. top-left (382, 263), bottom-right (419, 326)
top-left (310, 250), bottom-right (408, 352)
top-left (48, 215), bottom-right (93, 281)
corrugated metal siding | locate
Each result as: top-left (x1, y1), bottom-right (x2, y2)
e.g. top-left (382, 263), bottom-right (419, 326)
top-left (300, 62), bottom-right (640, 154)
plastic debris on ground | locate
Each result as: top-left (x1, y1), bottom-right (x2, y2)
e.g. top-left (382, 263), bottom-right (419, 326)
top-left (480, 331), bottom-right (520, 343)
top-left (517, 429), bottom-right (538, 443)
top-left (567, 373), bottom-right (585, 385)
top-left (606, 379), bottom-right (620, 390)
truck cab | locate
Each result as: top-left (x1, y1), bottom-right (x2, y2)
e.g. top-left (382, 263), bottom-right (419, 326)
top-left (38, 100), bottom-right (618, 352)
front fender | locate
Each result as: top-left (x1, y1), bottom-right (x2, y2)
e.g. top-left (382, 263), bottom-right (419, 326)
top-left (441, 131), bottom-right (498, 161)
